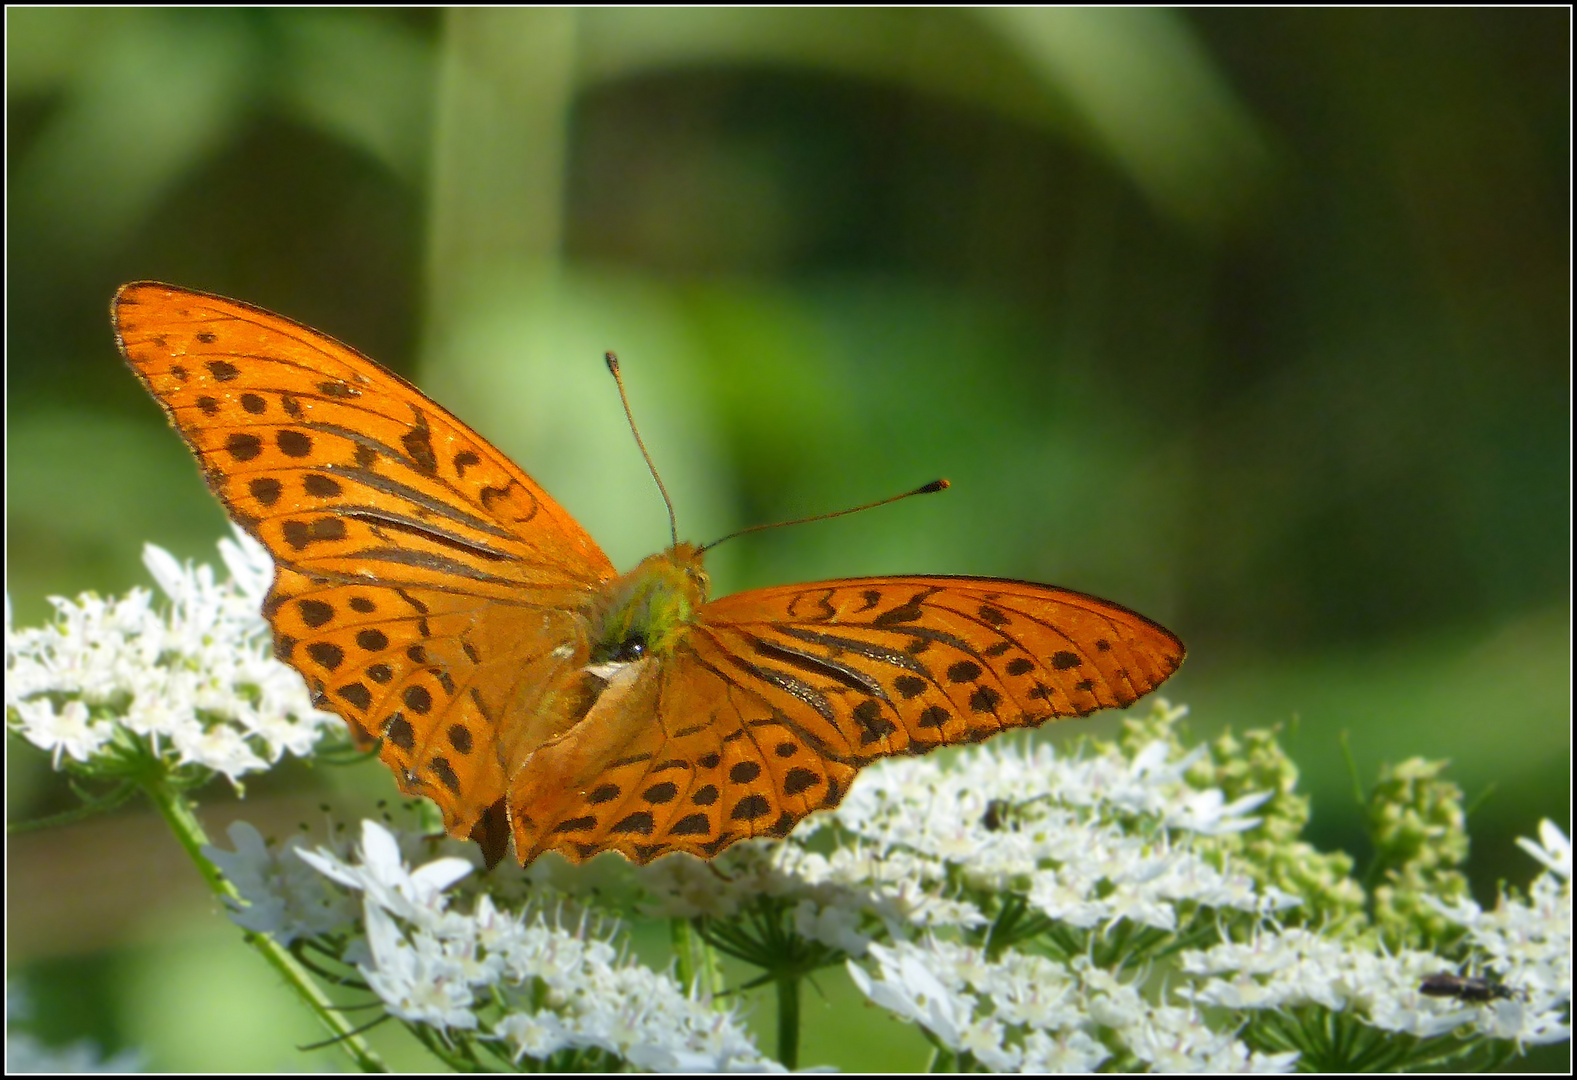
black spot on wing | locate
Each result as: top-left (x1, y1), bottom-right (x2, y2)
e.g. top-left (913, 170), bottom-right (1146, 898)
top-left (670, 813), bottom-right (710, 836)
top-left (851, 698), bottom-right (896, 744)
top-left (871, 589), bottom-right (940, 627)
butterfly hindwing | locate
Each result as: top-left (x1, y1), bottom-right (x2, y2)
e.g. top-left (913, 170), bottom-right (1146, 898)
top-left (512, 649), bottom-right (856, 864)
top-left (514, 574), bottom-right (1182, 864)
top-left (271, 566), bottom-right (588, 849)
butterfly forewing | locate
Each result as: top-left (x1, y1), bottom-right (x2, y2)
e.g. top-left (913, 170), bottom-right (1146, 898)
top-left (696, 576), bottom-right (1182, 749)
top-left (114, 283), bottom-right (616, 850)
top-left (114, 283), bottom-right (614, 599)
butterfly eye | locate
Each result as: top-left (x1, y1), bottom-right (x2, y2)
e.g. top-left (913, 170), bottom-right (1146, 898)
top-left (610, 635), bottom-right (647, 662)
top-left (588, 626), bottom-right (649, 664)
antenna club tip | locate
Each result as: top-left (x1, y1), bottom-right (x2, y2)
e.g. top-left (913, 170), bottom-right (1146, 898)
top-left (604, 351), bottom-right (620, 374)
top-left (920, 478), bottom-right (950, 494)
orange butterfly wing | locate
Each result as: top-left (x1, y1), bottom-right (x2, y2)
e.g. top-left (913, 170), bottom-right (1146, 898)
top-left (113, 283), bottom-right (616, 857)
top-left (513, 575), bottom-right (1183, 864)
top-left (116, 282), bottom-right (1184, 870)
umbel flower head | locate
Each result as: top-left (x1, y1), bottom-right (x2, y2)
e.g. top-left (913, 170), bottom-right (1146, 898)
top-left (209, 819), bottom-right (775, 1071)
top-left (9, 532), bottom-right (1571, 1071)
top-left (625, 702), bottom-right (1570, 1069)
top-left (6, 529), bottom-right (339, 786)
top-left (201, 733), bottom-right (1569, 1071)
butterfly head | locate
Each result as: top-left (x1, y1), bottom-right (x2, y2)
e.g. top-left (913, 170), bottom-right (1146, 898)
top-left (587, 542), bottom-right (710, 665)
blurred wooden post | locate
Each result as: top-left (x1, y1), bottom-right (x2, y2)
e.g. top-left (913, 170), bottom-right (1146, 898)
top-left (426, 8), bottom-right (578, 335)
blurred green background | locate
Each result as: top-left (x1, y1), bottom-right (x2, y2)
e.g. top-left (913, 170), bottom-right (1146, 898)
top-left (6, 8), bottom-right (1568, 1071)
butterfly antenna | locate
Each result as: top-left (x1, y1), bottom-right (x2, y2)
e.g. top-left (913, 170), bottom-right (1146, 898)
top-left (698, 478), bottom-right (949, 555)
top-left (605, 352), bottom-right (680, 549)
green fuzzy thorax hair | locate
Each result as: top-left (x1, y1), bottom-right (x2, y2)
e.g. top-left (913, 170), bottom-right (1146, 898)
top-left (587, 542), bottom-right (710, 664)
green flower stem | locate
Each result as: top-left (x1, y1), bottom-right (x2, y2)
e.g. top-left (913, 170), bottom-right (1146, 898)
top-left (141, 773), bottom-right (387, 1072)
top-left (671, 917), bottom-right (724, 1000)
top-left (775, 974), bottom-right (800, 1071)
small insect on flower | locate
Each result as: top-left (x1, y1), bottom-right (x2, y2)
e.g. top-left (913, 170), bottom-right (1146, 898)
top-left (980, 793), bottom-right (1051, 832)
top-left (1418, 972), bottom-right (1519, 1004)
top-left (981, 799), bottom-right (1010, 832)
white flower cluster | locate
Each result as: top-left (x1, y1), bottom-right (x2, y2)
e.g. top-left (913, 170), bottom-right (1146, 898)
top-left (849, 939), bottom-right (1299, 1072)
top-left (1179, 918), bottom-right (1567, 1045)
top-left (1174, 821), bottom-right (1571, 1050)
top-left (633, 712), bottom-right (1571, 1069)
top-left (639, 712), bottom-right (1295, 951)
top-left (208, 820), bottom-right (775, 1071)
top-left (10, 529), bottom-right (1570, 1071)
top-left (6, 530), bottom-right (339, 782)
top-left (1417, 820), bottom-right (1571, 1045)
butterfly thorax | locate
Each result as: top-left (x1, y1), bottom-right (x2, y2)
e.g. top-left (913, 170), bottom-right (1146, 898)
top-left (586, 542), bottom-right (710, 664)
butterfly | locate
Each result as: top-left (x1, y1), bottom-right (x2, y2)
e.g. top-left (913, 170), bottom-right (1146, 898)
top-left (113, 282), bottom-right (1185, 868)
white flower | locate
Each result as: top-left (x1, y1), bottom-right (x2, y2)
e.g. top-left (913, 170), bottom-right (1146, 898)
top-left (1020, 1027), bottom-right (1111, 1072)
top-left (496, 1010), bottom-right (573, 1062)
top-left (362, 902), bottom-right (478, 1030)
top-left (847, 942), bottom-right (971, 1049)
top-left (203, 820), bottom-right (357, 944)
top-left (793, 899), bottom-right (870, 956)
top-left (9, 697), bottom-right (113, 766)
top-left (1519, 820), bottom-right (1571, 880)
top-left (296, 821), bottom-right (472, 930)
top-left (957, 1015), bottom-right (1019, 1070)
top-left (171, 719), bottom-right (270, 781)
top-left (1128, 1001), bottom-right (1298, 1072)
top-left (1166, 787), bottom-right (1272, 835)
